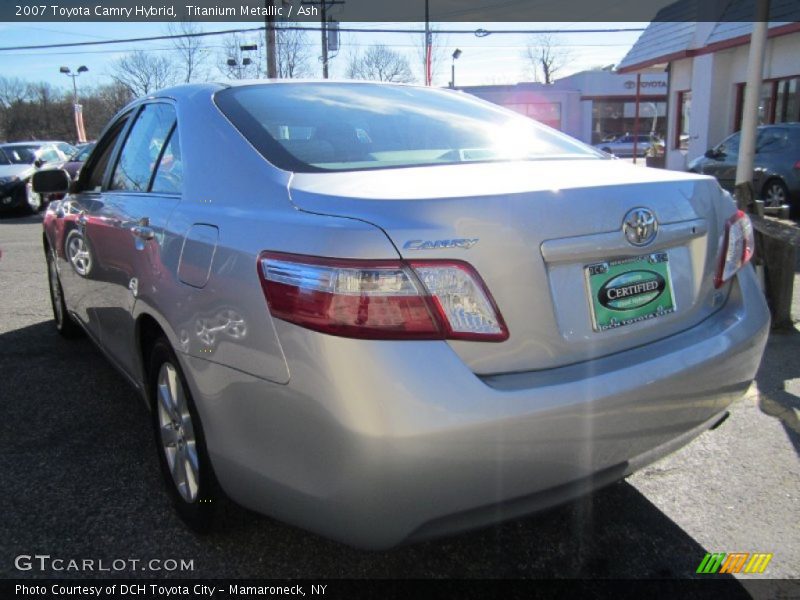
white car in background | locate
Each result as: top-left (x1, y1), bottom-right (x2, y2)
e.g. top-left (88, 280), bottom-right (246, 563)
top-left (596, 134), bottom-right (655, 158)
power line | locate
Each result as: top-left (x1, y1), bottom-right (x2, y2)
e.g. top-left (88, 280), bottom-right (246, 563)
top-left (0, 25), bottom-right (645, 52)
top-left (0, 40), bottom-right (634, 57)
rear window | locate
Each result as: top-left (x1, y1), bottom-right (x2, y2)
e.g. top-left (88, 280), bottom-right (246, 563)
top-left (215, 83), bottom-right (602, 173)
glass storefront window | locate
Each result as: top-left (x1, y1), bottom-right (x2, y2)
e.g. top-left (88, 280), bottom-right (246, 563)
top-left (735, 76), bottom-right (800, 129)
top-left (591, 100), bottom-right (666, 144)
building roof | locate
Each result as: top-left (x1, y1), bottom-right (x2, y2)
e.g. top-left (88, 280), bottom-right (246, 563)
top-left (618, 0), bottom-right (800, 72)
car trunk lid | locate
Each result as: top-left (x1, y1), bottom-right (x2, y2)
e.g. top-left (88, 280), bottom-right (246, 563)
top-left (287, 159), bottom-right (728, 375)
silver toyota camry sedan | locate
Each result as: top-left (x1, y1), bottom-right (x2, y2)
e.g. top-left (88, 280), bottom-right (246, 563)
top-left (34, 81), bottom-right (769, 549)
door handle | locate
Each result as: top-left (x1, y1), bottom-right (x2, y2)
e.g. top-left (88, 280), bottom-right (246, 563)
top-left (131, 217), bottom-right (155, 241)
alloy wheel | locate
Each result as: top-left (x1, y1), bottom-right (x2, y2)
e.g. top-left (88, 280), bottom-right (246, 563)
top-left (156, 362), bottom-right (200, 503)
top-left (26, 181), bottom-right (42, 212)
top-left (66, 233), bottom-right (92, 276)
top-left (763, 181), bottom-right (787, 208)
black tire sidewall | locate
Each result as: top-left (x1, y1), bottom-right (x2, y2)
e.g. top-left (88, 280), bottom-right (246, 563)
top-left (148, 338), bottom-right (217, 532)
top-left (46, 246), bottom-right (81, 338)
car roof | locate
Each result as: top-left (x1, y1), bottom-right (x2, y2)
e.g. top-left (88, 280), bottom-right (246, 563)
top-left (0, 141), bottom-right (49, 147)
top-left (758, 122), bottom-right (800, 128)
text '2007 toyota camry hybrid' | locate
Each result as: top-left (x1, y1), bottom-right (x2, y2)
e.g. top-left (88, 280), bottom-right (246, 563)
top-left (33, 81), bottom-right (769, 549)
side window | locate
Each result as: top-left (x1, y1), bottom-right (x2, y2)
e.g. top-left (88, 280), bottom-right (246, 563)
top-left (110, 103), bottom-right (176, 192)
top-left (80, 116), bottom-right (130, 192)
top-left (151, 127), bottom-right (183, 195)
top-left (56, 142), bottom-right (76, 157)
top-left (39, 147), bottom-right (61, 163)
top-left (756, 128), bottom-right (789, 153)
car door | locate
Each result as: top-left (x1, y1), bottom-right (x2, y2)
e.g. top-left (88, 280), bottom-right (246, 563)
top-left (614, 135), bottom-right (632, 156)
top-left (55, 115), bottom-right (132, 340)
top-left (753, 127), bottom-right (791, 192)
top-left (93, 101), bottom-right (182, 377)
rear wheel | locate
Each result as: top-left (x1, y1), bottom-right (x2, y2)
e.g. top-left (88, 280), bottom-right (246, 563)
top-left (761, 178), bottom-right (789, 209)
top-left (46, 246), bottom-right (82, 338)
top-left (149, 338), bottom-right (218, 532)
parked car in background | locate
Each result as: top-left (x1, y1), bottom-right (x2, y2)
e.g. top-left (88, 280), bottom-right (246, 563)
top-left (34, 82), bottom-right (769, 549)
top-left (39, 142), bottom-right (96, 204)
top-left (596, 133), bottom-right (655, 157)
top-left (688, 123), bottom-right (800, 216)
top-left (0, 141), bottom-right (75, 214)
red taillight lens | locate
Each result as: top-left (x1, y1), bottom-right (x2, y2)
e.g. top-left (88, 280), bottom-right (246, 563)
top-left (715, 210), bottom-right (755, 288)
top-left (258, 252), bottom-right (508, 341)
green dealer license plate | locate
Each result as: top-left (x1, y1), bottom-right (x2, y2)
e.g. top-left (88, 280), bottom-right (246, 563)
top-left (585, 252), bottom-right (676, 332)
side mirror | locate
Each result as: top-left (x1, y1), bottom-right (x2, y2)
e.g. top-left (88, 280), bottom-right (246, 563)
top-left (34, 158), bottom-right (44, 168)
top-left (32, 169), bottom-right (71, 194)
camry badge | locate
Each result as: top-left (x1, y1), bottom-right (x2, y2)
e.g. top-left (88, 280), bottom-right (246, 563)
top-left (403, 238), bottom-right (479, 251)
top-left (623, 208), bottom-right (658, 246)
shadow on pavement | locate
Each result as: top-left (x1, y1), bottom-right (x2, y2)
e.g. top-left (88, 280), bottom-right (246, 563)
top-left (0, 320), bottom-right (750, 589)
top-left (756, 327), bottom-right (800, 458)
top-left (0, 212), bottom-right (44, 224)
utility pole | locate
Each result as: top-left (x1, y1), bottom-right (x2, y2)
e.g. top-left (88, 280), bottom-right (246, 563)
top-left (302, 0), bottom-right (344, 78)
top-left (266, 0), bottom-right (277, 78)
top-left (424, 0), bottom-right (431, 85)
top-left (734, 0), bottom-right (770, 214)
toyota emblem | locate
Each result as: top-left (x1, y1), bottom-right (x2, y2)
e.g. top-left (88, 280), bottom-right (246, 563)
top-left (623, 207), bottom-right (658, 246)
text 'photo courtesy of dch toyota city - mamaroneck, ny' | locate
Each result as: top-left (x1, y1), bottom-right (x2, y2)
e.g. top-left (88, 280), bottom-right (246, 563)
top-left (0, 0), bottom-right (798, 598)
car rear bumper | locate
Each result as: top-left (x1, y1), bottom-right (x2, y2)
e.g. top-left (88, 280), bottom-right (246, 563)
top-left (182, 265), bottom-right (769, 549)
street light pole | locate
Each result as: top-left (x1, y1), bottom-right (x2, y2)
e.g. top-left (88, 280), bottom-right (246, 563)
top-left (59, 65), bottom-right (88, 143)
top-left (450, 48), bottom-right (461, 89)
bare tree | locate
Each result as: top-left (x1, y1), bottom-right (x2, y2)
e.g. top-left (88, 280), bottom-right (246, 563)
top-left (275, 25), bottom-right (313, 79)
top-left (110, 51), bottom-right (177, 97)
top-left (168, 21), bottom-right (210, 83)
top-left (522, 34), bottom-right (572, 84)
top-left (0, 76), bottom-right (31, 140)
top-left (218, 32), bottom-right (264, 80)
top-left (346, 45), bottom-right (414, 83)
top-left (0, 76), bottom-right (30, 109)
top-left (413, 27), bottom-right (450, 86)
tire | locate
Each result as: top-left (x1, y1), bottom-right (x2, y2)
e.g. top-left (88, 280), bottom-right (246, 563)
top-left (46, 246), bottom-right (82, 338)
top-left (761, 178), bottom-right (789, 209)
top-left (23, 180), bottom-right (42, 214)
top-left (149, 337), bottom-right (218, 532)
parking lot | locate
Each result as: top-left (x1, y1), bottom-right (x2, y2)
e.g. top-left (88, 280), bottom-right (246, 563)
top-left (0, 213), bottom-right (798, 584)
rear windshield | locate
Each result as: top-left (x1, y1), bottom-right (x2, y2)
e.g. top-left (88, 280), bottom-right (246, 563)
top-left (215, 83), bottom-right (603, 173)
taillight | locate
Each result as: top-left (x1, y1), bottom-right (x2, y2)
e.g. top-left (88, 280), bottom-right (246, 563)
top-left (715, 210), bottom-right (755, 288)
top-left (258, 252), bottom-right (508, 341)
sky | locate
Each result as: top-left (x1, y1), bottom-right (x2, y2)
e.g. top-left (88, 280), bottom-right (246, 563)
top-left (0, 21), bottom-right (648, 91)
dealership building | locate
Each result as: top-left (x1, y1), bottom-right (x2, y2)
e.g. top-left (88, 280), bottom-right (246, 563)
top-left (459, 70), bottom-right (668, 145)
top-left (618, 6), bottom-right (800, 171)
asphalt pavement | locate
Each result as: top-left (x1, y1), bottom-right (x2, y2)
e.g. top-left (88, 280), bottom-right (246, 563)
top-left (0, 213), bottom-right (798, 587)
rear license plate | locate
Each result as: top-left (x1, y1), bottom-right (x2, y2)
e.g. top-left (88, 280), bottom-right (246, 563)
top-left (585, 252), bottom-right (676, 332)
